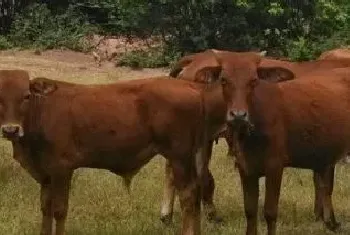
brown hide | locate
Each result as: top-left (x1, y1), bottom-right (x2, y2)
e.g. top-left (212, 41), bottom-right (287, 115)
top-left (318, 48), bottom-right (350, 60)
top-left (260, 57), bottom-right (350, 77)
top-left (0, 72), bottom-right (226, 235)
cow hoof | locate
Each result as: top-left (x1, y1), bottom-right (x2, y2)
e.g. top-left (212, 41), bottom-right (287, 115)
top-left (160, 214), bottom-right (173, 226)
top-left (325, 221), bottom-right (341, 232)
top-left (207, 214), bottom-right (224, 224)
top-left (314, 215), bottom-right (322, 222)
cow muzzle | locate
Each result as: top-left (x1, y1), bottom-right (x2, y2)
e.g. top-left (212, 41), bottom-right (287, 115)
top-left (0, 124), bottom-right (24, 139)
top-left (226, 110), bottom-right (254, 131)
top-left (227, 110), bottom-right (249, 123)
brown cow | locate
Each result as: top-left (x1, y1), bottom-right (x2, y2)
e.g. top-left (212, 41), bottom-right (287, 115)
top-left (0, 70), bottom-right (230, 235)
top-left (161, 49), bottom-right (350, 224)
top-left (318, 48), bottom-right (350, 60)
top-left (199, 50), bottom-right (350, 234)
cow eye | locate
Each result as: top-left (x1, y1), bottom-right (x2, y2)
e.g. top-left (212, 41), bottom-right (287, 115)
top-left (249, 78), bottom-right (259, 87)
top-left (220, 76), bottom-right (227, 85)
top-left (23, 93), bottom-right (31, 101)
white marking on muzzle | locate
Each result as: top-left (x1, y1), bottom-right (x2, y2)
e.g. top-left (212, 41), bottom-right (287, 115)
top-left (0, 124), bottom-right (24, 138)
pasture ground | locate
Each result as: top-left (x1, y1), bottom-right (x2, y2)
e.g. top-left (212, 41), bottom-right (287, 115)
top-left (0, 50), bottom-right (349, 235)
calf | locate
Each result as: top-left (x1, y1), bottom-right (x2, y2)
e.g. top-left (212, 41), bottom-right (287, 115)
top-left (199, 50), bottom-right (350, 234)
top-left (0, 70), bottom-right (227, 235)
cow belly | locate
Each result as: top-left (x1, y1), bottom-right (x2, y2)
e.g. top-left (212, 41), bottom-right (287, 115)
top-left (287, 143), bottom-right (344, 169)
top-left (82, 144), bottom-right (157, 175)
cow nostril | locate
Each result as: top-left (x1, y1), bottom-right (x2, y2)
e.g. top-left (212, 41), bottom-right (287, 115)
top-left (233, 110), bottom-right (248, 120)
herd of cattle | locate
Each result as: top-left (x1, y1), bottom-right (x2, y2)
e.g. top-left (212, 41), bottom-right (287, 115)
top-left (0, 47), bottom-right (350, 235)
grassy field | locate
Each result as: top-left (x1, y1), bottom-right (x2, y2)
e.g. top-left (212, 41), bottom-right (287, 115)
top-left (0, 50), bottom-right (349, 235)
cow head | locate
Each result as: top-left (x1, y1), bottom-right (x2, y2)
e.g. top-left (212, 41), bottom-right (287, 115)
top-left (194, 50), bottom-right (295, 128)
top-left (170, 49), bottom-right (268, 84)
top-left (0, 71), bottom-right (57, 140)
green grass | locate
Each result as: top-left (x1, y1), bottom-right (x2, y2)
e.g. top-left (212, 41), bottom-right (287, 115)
top-left (0, 140), bottom-right (350, 234)
top-left (0, 50), bottom-right (349, 234)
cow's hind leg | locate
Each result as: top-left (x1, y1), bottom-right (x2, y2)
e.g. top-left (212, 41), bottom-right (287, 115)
top-left (171, 159), bottom-right (201, 235)
top-left (40, 178), bottom-right (53, 235)
top-left (318, 166), bottom-right (340, 231)
top-left (52, 171), bottom-right (73, 235)
top-left (313, 171), bottom-right (323, 221)
top-left (160, 160), bottom-right (176, 225)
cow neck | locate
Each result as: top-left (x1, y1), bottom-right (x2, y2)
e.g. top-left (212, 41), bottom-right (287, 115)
top-left (25, 94), bottom-right (45, 134)
top-left (201, 82), bottom-right (227, 136)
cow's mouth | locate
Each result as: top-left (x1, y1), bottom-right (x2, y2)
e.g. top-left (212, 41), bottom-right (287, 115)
top-left (0, 124), bottom-right (24, 141)
top-left (1, 132), bottom-right (21, 141)
top-left (229, 119), bottom-right (254, 137)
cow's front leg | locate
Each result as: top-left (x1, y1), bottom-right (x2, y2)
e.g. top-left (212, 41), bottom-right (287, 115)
top-left (40, 179), bottom-right (53, 235)
top-left (318, 165), bottom-right (340, 231)
top-left (171, 160), bottom-right (201, 235)
top-left (51, 171), bottom-right (73, 235)
top-left (264, 166), bottom-right (283, 235)
top-left (239, 171), bottom-right (259, 235)
top-left (160, 160), bottom-right (176, 225)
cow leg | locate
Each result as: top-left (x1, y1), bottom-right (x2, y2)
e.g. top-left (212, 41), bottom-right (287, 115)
top-left (318, 166), bottom-right (340, 231)
top-left (264, 167), bottom-right (283, 235)
top-left (225, 135), bottom-right (235, 157)
top-left (160, 160), bottom-right (176, 225)
top-left (239, 171), bottom-right (259, 235)
top-left (225, 130), bottom-right (238, 158)
top-left (171, 160), bottom-right (201, 235)
top-left (52, 172), bottom-right (73, 235)
top-left (201, 141), bottom-right (222, 223)
top-left (313, 171), bottom-right (323, 221)
top-left (40, 179), bottom-right (53, 235)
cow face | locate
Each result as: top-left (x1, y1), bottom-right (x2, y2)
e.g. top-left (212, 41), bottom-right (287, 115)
top-left (0, 71), bottom-right (57, 140)
top-left (195, 50), bottom-right (294, 127)
top-left (0, 70), bottom-right (31, 139)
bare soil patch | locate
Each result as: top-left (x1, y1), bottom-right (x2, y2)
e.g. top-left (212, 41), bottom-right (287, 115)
top-left (0, 49), bottom-right (168, 84)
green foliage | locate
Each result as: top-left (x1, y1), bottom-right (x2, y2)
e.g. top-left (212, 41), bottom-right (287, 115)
top-left (1, 1), bottom-right (350, 66)
top-left (8, 3), bottom-right (96, 51)
top-left (0, 36), bottom-right (13, 50)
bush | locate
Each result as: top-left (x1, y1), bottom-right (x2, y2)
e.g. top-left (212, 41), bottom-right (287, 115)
top-left (8, 3), bottom-right (96, 51)
top-left (1, 1), bottom-right (350, 67)
top-left (116, 46), bottom-right (181, 68)
top-left (0, 36), bottom-right (13, 50)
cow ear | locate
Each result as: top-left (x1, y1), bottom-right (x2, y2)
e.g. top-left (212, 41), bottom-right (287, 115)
top-left (169, 55), bottom-right (194, 78)
top-left (194, 66), bottom-right (221, 83)
top-left (257, 67), bottom-right (295, 83)
top-left (30, 79), bottom-right (57, 95)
